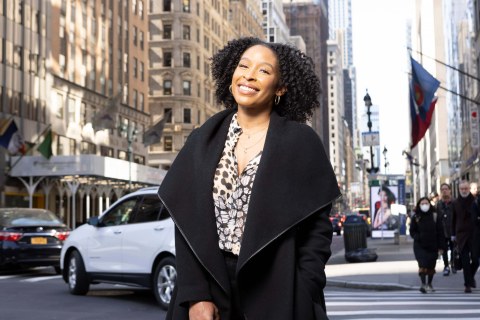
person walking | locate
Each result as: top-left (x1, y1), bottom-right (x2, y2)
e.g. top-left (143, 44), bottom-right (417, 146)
top-left (158, 37), bottom-right (340, 320)
top-left (451, 180), bottom-right (479, 293)
top-left (410, 197), bottom-right (445, 293)
top-left (436, 183), bottom-right (455, 275)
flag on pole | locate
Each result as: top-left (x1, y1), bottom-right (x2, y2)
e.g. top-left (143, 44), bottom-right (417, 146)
top-left (92, 92), bottom-right (122, 131)
top-left (143, 110), bottom-right (172, 147)
top-left (0, 118), bottom-right (18, 149)
top-left (410, 56), bottom-right (441, 149)
top-left (37, 129), bottom-right (53, 159)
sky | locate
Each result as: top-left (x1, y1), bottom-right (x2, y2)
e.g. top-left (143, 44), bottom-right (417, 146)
top-left (351, 0), bottom-right (414, 175)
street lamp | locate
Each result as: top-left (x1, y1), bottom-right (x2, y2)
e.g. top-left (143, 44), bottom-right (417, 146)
top-left (364, 91), bottom-right (379, 174)
top-left (120, 123), bottom-right (138, 192)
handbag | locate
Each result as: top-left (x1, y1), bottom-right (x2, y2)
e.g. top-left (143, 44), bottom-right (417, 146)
top-left (453, 245), bottom-right (462, 271)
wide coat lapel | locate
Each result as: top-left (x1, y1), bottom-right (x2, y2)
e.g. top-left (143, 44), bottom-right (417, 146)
top-left (159, 109), bottom-right (235, 293)
top-left (237, 111), bottom-right (340, 271)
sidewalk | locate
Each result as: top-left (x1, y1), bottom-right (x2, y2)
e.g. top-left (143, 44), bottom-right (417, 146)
top-left (325, 235), bottom-right (467, 292)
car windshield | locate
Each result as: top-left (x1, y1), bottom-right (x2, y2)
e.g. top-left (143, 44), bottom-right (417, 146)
top-left (0, 209), bottom-right (64, 227)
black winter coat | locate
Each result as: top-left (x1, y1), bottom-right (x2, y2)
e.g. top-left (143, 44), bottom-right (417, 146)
top-left (436, 199), bottom-right (453, 238)
top-left (410, 208), bottom-right (445, 269)
top-left (452, 194), bottom-right (476, 252)
top-left (158, 109), bottom-right (340, 320)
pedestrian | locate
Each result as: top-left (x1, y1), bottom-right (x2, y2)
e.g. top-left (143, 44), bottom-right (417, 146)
top-left (436, 183), bottom-right (455, 276)
top-left (410, 196), bottom-right (445, 293)
top-left (158, 37), bottom-right (341, 320)
top-left (451, 180), bottom-right (479, 293)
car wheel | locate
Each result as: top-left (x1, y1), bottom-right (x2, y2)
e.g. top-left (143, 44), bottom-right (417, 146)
top-left (153, 256), bottom-right (176, 310)
top-left (67, 250), bottom-right (90, 295)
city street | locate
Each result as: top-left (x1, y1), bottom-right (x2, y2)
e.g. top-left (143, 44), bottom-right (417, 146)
top-left (1, 236), bottom-right (479, 319)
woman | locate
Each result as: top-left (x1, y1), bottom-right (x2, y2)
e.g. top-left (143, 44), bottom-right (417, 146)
top-left (373, 185), bottom-right (396, 230)
top-left (158, 37), bottom-right (340, 320)
top-left (410, 197), bottom-right (445, 293)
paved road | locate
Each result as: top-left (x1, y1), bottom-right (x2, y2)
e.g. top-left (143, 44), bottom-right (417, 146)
top-left (0, 267), bottom-right (166, 320)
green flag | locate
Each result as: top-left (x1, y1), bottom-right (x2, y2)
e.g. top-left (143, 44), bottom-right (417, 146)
top-left (37, 129), bottom-right (53, 159)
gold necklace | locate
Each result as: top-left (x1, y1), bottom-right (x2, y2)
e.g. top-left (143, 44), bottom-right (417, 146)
top-left (241, 124), bottom-right (269, 139)
top-left (237, 131), bottom-right (267, 154)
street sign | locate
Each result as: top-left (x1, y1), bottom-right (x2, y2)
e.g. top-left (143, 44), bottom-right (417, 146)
top-left (362, 131), bottom-right (380, 146)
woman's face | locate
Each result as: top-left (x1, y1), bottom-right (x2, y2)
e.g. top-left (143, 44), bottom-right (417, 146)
top-left (231, 45), bottom-right (283, 111)
top-left (379, 191), bottom-right (388, 207)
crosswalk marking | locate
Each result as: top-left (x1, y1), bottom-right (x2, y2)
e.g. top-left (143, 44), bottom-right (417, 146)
top-left (326, 290), bottom-right (480, 319)
top-left (23, 275), bottom-right (61, 282)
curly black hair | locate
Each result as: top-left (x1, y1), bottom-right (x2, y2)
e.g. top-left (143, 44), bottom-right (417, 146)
top-left (210, 37), bottom-right (321, 123)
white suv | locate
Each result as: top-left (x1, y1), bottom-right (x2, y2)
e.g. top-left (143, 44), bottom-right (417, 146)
top-left (60, 187), bottom-right (176, 309)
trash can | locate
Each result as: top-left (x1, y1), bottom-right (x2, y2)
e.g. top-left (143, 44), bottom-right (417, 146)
top-left (343, 215), bottom-right (367, 252)
top-left (343, 215), bottom-right (377, 262)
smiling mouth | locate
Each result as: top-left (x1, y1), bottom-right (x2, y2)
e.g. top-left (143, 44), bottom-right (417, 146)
top-left (238, 85), bottom-right (258, 93)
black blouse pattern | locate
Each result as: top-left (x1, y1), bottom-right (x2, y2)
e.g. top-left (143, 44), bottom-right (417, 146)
top-left (213, 114), bottom-right (262, 255)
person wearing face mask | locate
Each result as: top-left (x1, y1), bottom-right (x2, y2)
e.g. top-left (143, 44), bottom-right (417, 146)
top-left (452, 180), bottom-right (479, 293)
top-left (410, 197), bottom-right (445, 293)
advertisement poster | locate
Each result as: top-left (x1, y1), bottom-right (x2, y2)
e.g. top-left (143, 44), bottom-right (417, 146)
top-left (370, 176), bottom-right (406, 238)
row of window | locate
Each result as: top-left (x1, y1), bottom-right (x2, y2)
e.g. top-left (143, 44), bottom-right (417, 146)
top-left (0, 88), bottom-right (47, 123)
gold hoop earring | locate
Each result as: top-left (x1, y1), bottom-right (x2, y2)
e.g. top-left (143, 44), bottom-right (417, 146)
top-left (229, 85), bottom-right (232, 94)
top-left (274, 95), bottom-right (281, 105)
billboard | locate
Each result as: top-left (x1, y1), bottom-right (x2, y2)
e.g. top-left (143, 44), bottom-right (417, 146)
top-left (370, 176), bottom-right (406, 238)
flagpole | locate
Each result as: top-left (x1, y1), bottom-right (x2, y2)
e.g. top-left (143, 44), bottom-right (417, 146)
top-left (7, 124), bottom-right (52, 174)
top-left (408, 47), bottom-right (480, 82)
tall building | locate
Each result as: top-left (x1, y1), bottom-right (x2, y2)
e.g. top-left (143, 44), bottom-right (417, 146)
top-left (148, 0), bottom-right (263, 169)
top-left (0, 0), bottom-right (163, 228)
top-left (327, 37), bottom-right (345, 191)
top-left (283, 0), bottom-right (330, 150)
top-left (261, 0), bottom-right (291, 44)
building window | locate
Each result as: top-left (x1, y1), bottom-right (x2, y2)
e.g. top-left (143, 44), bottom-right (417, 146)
top-left (100, 146), bottom-right (114, 157)
top-left (163, 51), bottom-right (172, 67)
top-left (163, 0), bottom-right (171, 11)
top-left (56, 93), bottom-right (64, 119)
top-left (133, 154), bottom-right (145, 165)
top-left (164, 136), bottom-right (173, 151)
top-left (133, 26), bottom-right (137, 46)
top-left (183, 52), bottom-right (190, 68)
top-left (133, 57), bottom-right (138, 78)
top-left (163, 24), bottom-right (172, 39)
top-left (133, 89), bottom-right (138, 108)
top-left (67, 97), bottom-right (76, 123)
top-left (139, 31), bottom-right (144, 49)
top-left (57, 135), bottom-right (77, 155)
top-left (183, 80), bottom-right (191, 96)
top-left (139, 0), bottom-right (144, 19)
top-left (118, 150), bottom-right (127, 160)
top-left (183, 25), bottom-right (190, 40)
top-left (183, 108), bottom-right (191, 123)
top-left (140, 62), bottom-right (144, 81)
top-left (183, 0), bottom-right (190, 12)
top-left (80, 141), bottom-right (96, 154)
top-left (165, 108), bottom-right (173, 123)
top-left (163, 80), bottom-right (172, 95)
top-left (139, 93), bottom-right (144, 111)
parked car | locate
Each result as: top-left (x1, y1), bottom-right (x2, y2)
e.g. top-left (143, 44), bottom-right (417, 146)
top-left (0, 208), bottom-right (70, 273)
top-left (330, 217), bottom-right (342, 236)
top-left (60, 187), bottom-right (176, 309)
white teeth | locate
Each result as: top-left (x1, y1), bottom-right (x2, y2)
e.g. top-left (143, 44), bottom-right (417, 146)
top-left (239, 85), bottom-right (256, 92)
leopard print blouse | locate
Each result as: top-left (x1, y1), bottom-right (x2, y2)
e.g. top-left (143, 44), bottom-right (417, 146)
top-left (213, 113), bottom-right (262, 256)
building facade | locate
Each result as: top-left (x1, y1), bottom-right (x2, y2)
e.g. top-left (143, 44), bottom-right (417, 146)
top-left (0, 0), bottom-right (164, 228)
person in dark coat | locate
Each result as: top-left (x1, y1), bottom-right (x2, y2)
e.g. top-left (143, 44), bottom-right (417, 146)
top-left (410, 197), bottom-right (445, 293)
top-left (158, 37), bottom-right (340, 320)
top-left (451, 180), bottom-right (479, 293)
top-left (436, 183), bottom-right (454, 275)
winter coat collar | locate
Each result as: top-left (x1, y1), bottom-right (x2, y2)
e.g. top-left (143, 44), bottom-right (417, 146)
top-left (159, 108), bottom-right (340, 292)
